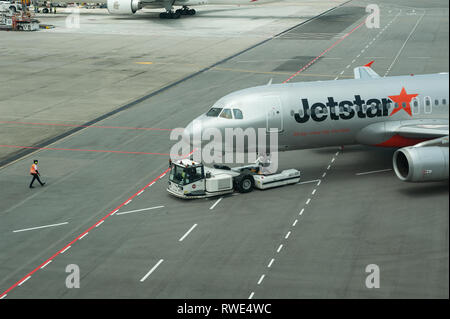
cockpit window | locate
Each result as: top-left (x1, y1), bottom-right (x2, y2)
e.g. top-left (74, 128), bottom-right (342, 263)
top-left (206, 107), bottom-right (223, 117)
top-left (233, 109), bottom-right (243, 119)
top-left (219, 108), bottom-right (233, 119)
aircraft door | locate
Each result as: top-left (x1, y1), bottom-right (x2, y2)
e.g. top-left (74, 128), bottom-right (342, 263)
top-left (265, 96), bottom-right (283, 133)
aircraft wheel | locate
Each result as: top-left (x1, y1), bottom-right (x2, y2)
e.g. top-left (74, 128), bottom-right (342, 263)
top-left (188, 9), bottom-right (196, 15)
top-left (172, 11), bottom-right (181, 19)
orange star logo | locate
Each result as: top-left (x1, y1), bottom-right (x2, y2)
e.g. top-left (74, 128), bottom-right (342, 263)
top-left (388, 87), bottom-right (418, 117)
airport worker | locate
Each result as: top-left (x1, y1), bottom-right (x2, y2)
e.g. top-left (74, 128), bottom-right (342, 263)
top-left (29, 160), bottom-right (45, 188)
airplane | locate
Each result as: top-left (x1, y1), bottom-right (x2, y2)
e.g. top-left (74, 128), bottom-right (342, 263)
top-left (182, 62), bottom-right (449, 183)
top-left (106, 0), bottom-right (273, 19)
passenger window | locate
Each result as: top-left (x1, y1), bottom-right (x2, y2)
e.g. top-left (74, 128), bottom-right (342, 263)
top-left (233, 109), bottom-right (243, 119)
top-left (220, 109), bottom-right (233, 119)
top-left (443, 99), bottom-right (447, 105)
top-left (206, 108), bottom-right (223, 117)
top-left (424, 96), bottom-right (432, 114)
top-left (435, 99), bottom-right (439, 106)
top-left (412, 97), bottom-right (420, 115)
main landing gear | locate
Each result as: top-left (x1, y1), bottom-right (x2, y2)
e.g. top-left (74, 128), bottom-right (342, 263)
top-left (159, 6), bottom-right (196, 19)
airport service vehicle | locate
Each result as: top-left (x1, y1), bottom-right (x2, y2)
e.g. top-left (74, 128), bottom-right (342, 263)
top-left (106, 0), bottom-right (273, 19)
top-left (167, 159), bottom-right (300, 199)
top-left (182, 62), bottom-right (449, 183)
top-left (0, 1), bottom-right (23, 12)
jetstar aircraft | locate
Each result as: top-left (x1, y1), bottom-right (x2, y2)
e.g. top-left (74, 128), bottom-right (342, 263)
top-left (183, 62), bottom-right (449, 183)
top-left (107, 0), bottom-right (272, 19)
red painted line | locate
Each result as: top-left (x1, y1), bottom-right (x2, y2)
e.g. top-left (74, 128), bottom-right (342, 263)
top-left (0, 148), bottom-right (196, 299)
top-left (0, 121), bottom-right (173, 131)
top-left (282, 19), bottom-right (366, 83)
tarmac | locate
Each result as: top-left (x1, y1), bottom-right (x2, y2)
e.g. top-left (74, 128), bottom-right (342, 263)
top-left (0, 0), bottom-right (448, 299)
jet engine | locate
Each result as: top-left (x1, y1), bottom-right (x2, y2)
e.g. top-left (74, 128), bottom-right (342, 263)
top-left (107, 0), bottom-right (142, 15)
top-left (393, 146), bottom-right (449, 182)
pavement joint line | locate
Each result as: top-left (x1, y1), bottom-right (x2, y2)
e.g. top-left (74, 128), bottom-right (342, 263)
top-left (140, 259), bottom-right (164, 282)
top-left (179, 224), bottom-right (198, 242)
top-left (248, 292), bottom-right (254, 299)
top-left (0, 167), bottom-right (171, 299)
top-left (209, 197), bottom-right (223, 210)
top-left (292, 219), bottom-right (298, 227)
top-left (267, 259), bottom-right (275, 268)
top-left (257, 274), bottom-right (265, 285)
top-left (277, 244), bottom-right (283, 253)
top-left (116, 206), bottom-right (165, 216)
top-left (356, 168), bottom-right (392, 176)
top-left (12, 222), bottom-right (69, 233)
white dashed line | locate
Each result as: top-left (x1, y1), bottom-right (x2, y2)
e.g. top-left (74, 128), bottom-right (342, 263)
top-left (179, 224), bottom-right (197, 242)
top-left (268, 258), bottom-right (275, 268)
top-left (299, 208), bottom-right (304, 216)
top-left (285, 231), bottom-right (291, 239)
top-left (322, 172), bottom-right (327, 178)
top-left (140, 259), bottom-right (164, 282)
top-left (116, 206), bottom-right (164, 216)
top-left (331, 157), bottom-right (335, 163)
top-left (41, 260), bottom-right (52, 269)
top-left (124, 199), bottom-right (132, 205)
top-left (209, 197), bottom-right (223, 210)
top-left (317, 180), bottom-right (321, 186)
top-left (277, 244), bottom-right (283, 253)
top-left (306, 198), bottom-right (311, 205)
top-left (257, 274), bottom-right (265, 285)
top-left (248, 292), bottom-right (255, 299)
top-left (137, 190), bottom-right (144, 196)
top-left (111, 209), bottom-right (119, 215)
top-left (292, 219), bottom-right (298, 226)
top-left (61, 246), bottom-right (71, 254)
top-left (18, 276), bottom-right (31, 286)
top-left (0, 294), bottom-right (7, 299)
top-left (95, 220), bottom-right (104, 228)
top-left (79, 233), bottom-right (88, 240)
top-left (312, 189), bottom-right (316, 195)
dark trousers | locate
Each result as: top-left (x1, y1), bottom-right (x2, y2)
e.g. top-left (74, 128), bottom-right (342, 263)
top-left (30, 173), bottom-right (44, 187)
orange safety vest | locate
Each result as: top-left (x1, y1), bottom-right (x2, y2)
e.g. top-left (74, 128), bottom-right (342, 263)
top-left (30, 164), bottom-right (37, 174)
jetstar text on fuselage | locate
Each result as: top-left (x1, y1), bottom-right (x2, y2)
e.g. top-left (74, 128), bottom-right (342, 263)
top-left (294, 94), bottom-right (406, 123)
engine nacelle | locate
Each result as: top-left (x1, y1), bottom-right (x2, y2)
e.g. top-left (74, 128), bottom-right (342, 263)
top-left (107, 0), bottom-right (142, 15)
top-left (393, 146), bottom-right (449, 182)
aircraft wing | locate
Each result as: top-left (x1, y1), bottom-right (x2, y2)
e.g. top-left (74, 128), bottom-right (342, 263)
top-left (353, 61), bottom-right (380, 79)
top-left (356, 120), bottom-right (449, 146)
top-left (395, 123), bottom-right (449, 139)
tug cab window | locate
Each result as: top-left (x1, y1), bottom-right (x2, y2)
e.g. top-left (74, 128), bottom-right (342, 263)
top-left (220, 108), bottom-right (233, 119)
top-left (233, 109), bottom-right (243, 119)
top-left (206, 108), bottom-right (223, 117)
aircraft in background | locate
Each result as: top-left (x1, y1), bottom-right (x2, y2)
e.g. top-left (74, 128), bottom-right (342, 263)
top-left (107, 0), bottom-right (273, 19)
top-left (183, 62), bottom-right (449, 183)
